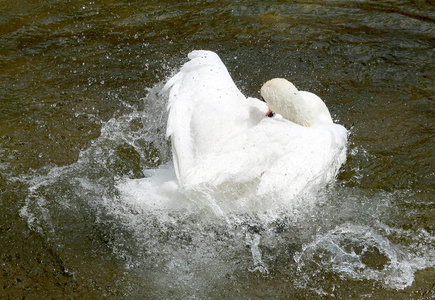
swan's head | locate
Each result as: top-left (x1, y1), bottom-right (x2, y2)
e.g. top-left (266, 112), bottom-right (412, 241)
top-left (260, 78), bottom-right (332, 127)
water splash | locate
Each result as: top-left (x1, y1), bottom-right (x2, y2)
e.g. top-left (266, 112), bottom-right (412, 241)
top-left (294, 223), bottom-right (431, 293)
top-left (17, 80), bottom-right (435, 298)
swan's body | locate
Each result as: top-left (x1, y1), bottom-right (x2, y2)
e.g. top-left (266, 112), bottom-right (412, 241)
top-left (146, 50), bottom-right (347, 209)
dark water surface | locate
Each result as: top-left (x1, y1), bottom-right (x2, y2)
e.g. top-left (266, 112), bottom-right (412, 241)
top-left (1, 0), bottom-right (434, 299)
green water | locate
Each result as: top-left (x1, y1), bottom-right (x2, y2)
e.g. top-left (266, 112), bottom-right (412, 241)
top-left (1, 0), bottom-right (434, 299)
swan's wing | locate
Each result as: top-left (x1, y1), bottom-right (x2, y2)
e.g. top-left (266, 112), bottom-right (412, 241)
top-left (161, 50), bottom-right (249, 185)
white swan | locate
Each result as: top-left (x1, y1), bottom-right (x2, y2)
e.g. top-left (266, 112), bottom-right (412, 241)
top-left (160, 50), bottom-right (348, 204)
top-left (118, 50), bottom-right (347, 212)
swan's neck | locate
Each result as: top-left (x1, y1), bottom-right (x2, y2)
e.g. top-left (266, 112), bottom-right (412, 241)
top-left (260, 78), bottom-right (331, 127)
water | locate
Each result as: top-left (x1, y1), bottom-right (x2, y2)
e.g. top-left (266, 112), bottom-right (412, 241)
top-left (1, 0), bottom-right (434, 298)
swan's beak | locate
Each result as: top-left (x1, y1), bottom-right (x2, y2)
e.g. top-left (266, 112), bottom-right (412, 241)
top-left (260, 95), bottom-right (274, 117)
